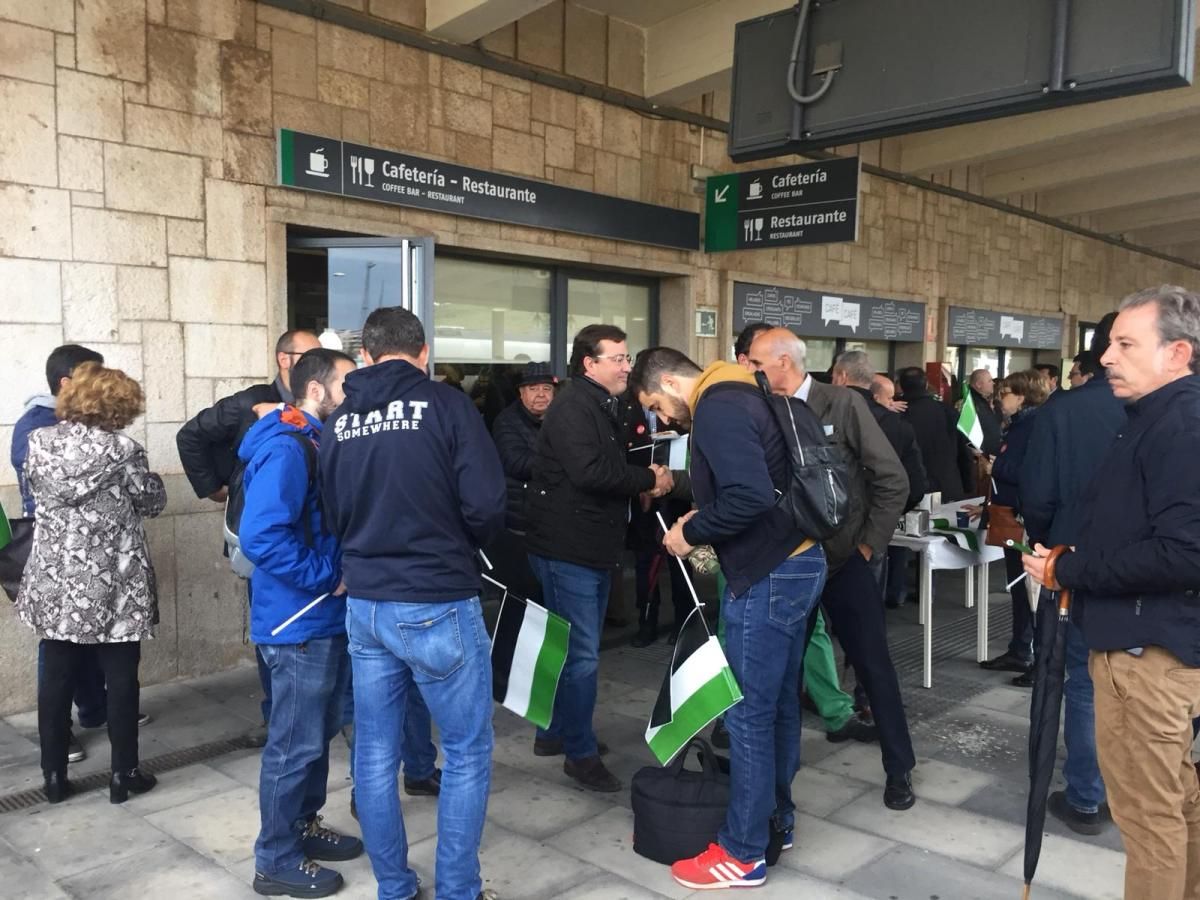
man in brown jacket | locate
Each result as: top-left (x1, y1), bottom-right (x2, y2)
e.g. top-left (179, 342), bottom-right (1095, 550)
top-left (749, 328), bottom-right (917, 809)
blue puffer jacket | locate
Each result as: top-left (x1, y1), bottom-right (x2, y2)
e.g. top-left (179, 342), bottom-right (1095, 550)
top-left (238, 406), bottom-right (343, 645)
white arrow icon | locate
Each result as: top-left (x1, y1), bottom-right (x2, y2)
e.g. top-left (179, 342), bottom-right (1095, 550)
top-left (714, 185), bottom-right (729, 203)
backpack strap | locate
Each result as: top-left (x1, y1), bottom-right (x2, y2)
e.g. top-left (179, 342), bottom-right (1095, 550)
top-left (282, 430), bottom-right (320, 549)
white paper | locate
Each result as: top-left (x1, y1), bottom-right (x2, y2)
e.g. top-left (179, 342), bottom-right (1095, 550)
top-left (821, 296), bottom-right (844, 326)
top-left (1000, 315), bottom-right (1025, 342)
top-left (668, 434), bottom-right (689, 470)
top-left (839, 302), bottom-right (860, 332)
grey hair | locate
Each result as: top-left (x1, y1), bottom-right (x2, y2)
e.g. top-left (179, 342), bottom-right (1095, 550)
top-left (833, 349), bottom-right (874, 387)
top-left (1120, 285), bottom-right (1200, 375)
top-left (762, 329), bottom-right (808, 373)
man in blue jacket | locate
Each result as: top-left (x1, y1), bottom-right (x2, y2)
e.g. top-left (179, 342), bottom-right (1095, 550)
top-left (1024, 287), bottom-right (1200, 900)
top-left (239, 348), bottom-right (361, 898)
top-left (321, 307), bottom-right (506, 900)
top-left (1019, 314), bottom-right (1123, 836)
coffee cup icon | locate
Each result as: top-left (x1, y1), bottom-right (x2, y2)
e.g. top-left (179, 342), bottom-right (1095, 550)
top-left (306, 149), bottom-right (331, 178)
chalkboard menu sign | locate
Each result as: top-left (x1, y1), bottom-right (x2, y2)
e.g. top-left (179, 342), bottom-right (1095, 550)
top-left (733, 281), bottom-right (925, 341)
top-left (946, 307), bottom-right (1064, 350)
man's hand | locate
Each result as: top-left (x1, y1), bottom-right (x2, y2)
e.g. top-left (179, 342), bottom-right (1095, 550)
top-left (663, 518), bottom-right (694, 558)
top-left (887, 399), bottom-right (908, 413)
top-left (332, 580), bottom-right (347, 597)
top-left (208, 486), bottom-right (229, 503)
top-left (858, 543), bottom-right (873, 561)
top-left (252, 402), bottom-right (277, 419)
top-left (961, 503), bottom-right (984, 521)
top-left (649, 464), bottom-right (673, 498)
top-left (1020, 542), bottom-right (1052, 585)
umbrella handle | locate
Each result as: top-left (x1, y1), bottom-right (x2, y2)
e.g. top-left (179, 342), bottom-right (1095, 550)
top-left (1042, 545), bottom-right (1072, 620)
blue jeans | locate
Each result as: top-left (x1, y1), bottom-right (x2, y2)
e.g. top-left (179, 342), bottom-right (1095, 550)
top-left (1005, 549), bottom-right (1035, 661)
top-left (347, 596), bottom-right (493, 900)
top-left (1063, 615), bottom-right (1106, 814)
top-left (37, 640), bottom-right (107, 728)
top-left (255, 635), bottom-right (351, 875)
top-left (527, 554), bottom-right (610, 760)
top-left (343, 674), bottom-right (438, 783)
top-left (719, 546), bottom-right (827, 862)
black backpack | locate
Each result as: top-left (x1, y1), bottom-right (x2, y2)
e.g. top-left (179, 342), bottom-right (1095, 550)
top-left (754, 371), bottom-right (850, 541)
top-left (223, 431), bottom-right (318, 579)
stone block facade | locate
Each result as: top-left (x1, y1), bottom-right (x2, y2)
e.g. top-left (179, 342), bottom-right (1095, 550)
top-left (0, 0), bottom-right (1195, 713)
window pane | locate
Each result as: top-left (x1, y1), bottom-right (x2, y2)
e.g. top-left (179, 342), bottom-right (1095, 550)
top-left (566, 279), bottom-right (652, 360)
top-left (804, 338), bottom-right (837, 374)
top-left (1005, 348), bottom-right (1033, 377)
top-left (843, 339), bottom-right (890, 373)
top-left (965, 347), bottom-right (999, 379)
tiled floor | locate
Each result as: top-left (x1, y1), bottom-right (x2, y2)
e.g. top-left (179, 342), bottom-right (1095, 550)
top-left (0, 578), bottom-right (1125, 899)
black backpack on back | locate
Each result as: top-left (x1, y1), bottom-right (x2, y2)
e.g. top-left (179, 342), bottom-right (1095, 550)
top-left (753, 371), bottom-right (850, 541)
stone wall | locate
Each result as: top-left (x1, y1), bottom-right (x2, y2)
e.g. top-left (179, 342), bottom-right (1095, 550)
top-left (0, 0), bottom-right (1195, 713)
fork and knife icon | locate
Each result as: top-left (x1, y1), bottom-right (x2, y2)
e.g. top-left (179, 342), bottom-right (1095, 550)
top-left (349, 155), bottom-right (376, 187)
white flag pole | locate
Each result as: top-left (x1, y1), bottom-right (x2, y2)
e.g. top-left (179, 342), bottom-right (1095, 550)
top-left (270, 592), bottom-right (331, 637)
top-left (655, 510), bottom-right (703, 611)
top-left (479, 548), bottom-right (494, 571)
top-left (481, 572), bottom-right (508, 593)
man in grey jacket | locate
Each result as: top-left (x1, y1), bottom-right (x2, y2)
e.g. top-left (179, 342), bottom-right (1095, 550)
top-left (749, 328), bottom-right (917, 810)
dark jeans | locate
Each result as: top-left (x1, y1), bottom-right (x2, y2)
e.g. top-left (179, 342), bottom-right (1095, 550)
top-left (39, 640), bottom-right (140, 775)
top-left (634, 549), bottom-right (692, 632)
top-left (36, 640), bottom-right (107, 728)
top-left (885, 546), bottom-right (912, 607)
top-left (820, 552), bottom-right (917, 777)
top-left (719, 546), bottom-right (826, 862)
top-left (528, 554), bottom-right (610, 760)
top-left (1004, 548), bottom-right (1035, 661)
top-left (255, 635), bottom-right (351, 875)
top-left (248, 581), bottom-right (273, 722)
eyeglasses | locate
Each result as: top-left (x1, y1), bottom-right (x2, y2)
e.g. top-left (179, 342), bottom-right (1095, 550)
top-left (592, 353), bottom-right (632, 365)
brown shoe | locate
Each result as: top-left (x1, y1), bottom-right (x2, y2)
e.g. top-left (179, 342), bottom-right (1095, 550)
top-left (564, 756), bottom-right (621, 792)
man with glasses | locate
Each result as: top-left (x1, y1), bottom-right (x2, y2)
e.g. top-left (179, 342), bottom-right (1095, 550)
top-left (525, 324), bottom-right (672, 792)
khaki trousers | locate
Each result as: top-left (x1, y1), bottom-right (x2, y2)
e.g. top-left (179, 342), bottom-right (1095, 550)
top-left (1091, 647), bottom-right (1200, 900)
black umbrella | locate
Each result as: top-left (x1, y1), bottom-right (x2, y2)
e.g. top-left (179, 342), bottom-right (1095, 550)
top-left (1022, 551), bottom-right (1072, 900)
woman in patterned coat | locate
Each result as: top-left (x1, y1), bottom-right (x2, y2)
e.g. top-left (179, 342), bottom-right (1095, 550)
top-left (16, 362), bottom-right (166, 804)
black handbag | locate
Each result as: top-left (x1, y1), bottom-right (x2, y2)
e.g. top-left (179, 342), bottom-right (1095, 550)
top-left (0, 517), bottom-right (34, 603)
top-left (631, 736), bottom-right (729, 865)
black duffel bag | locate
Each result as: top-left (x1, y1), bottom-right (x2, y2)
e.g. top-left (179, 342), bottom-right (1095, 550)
top-left (631, 736), bottom-right (729, 865)
top-left (0, 517), bottom-right (34, 603)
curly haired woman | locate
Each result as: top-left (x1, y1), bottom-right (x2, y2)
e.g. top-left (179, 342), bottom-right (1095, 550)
top-left (16, 363), bottom-right (166, 803)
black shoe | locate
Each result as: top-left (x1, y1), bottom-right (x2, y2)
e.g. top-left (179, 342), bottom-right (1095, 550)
top-left (884, 596), bottom-right (906, 609)
top-left (534, 737), bottom-right (609, 757)
top-left (1011, 668), bottom-right (1036, 688)
top-left (137, 711), bottom-right (152, 727)
top-left (67, 731), bottom-right (86, 764)
top-left (110, 767), bottom-right (157, 803)
top-left (710, 718), bottom-right (730, 750)
top-left (253, 860), bottom-right (343, 898)
top-left (247, 723), bottom-right (268, 749)
top-left (629, 622), bottom-right (657, 648)
top-left (43, 771), bottom-right (72, 804)
top-left (404, 768), bottom-right (442, 797)
top-left (884, 772), bottom-right (915, 810)
top-left (980, 651), bottom-right (1033, 673)
top-left (564, 756), bottom-right (621, 793)
top-left (826, 714), bottom-right (880, 744)
top-left (1048, 790), bottom-right (1106, 836)
top-left (302, 815), bottom-right (363, 861)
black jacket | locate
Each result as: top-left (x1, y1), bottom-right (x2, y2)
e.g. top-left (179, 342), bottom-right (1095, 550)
top-left (1020, 376), bottom-right (1126, 548)
top-left (971, 388), bottom-right (1004, 457)
top-left (901, 391), bottom-right (967, 501)
top-left (177, 376), bottom-right (290, 498)
top-left (320, 359), bottom-right (506, 603)
top-left (491, 400), bottom-right (543, 533)
top-left (990, 406), bottom-right (1038, 511)
top-left (1056, 376), bottom-right (1200, 665)
top-left (526, 376), bottom-right (656, 569)
top-left (850, 386), bottom-right (927, 512)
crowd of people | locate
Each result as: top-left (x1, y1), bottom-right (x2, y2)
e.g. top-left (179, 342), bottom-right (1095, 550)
top-left (4, 285), bottom-right (1200, 900)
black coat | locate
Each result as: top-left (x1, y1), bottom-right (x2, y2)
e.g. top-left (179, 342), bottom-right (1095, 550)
top-left (850, 386), bottom-right (927, 512)
top-left (526, 376), bottom-right (656, 569)
top-left (491, 399), bottom-right (543, 533)
top-left (901, 392), bottom-right (967, 501)
top-left (990, 405), bottom-right (1039, 511)
top-left (970, 388), bottom-right (1004, 457)
top-left (176, 377), bottom-right (287, 498)
top-left (1057, 376), bottom-right (1200, 665)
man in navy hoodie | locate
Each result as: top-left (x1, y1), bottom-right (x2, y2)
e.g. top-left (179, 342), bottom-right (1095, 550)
top-left (240, 348), bottom-right (361, 898)
top-left (321, 307), bottom-right (506, 900)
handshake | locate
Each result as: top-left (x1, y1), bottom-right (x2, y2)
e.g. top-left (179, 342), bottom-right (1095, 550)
top-left (647, 464), bottom-right (674, 500)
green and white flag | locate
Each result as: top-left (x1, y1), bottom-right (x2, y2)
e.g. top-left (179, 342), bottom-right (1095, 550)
top-left (957, 383), bottom-right (984, 449)
top-left (930, 518), bottom-right (981, 552)
top-left (646, 607), bottom-right (743, 765)
top-left (490, 592), bottom-right (569, 729)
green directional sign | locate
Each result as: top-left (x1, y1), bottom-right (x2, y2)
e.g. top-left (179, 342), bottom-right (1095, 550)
top-left (704, 157), bottom-right (860, 253)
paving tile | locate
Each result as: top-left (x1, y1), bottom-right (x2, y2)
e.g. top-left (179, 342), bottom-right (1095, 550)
top-left (0, 834), bottom-right (70, 899)
top-left (547, 806), bottom-right (692, 900)
top-left (143, 784), bottom-right (260, 867)
top-left (555, 873), bottom-right (675, 899)
top-left (845, 844), bottom-right (1085, 900)
top-left (814, 741), bottom-right (996, 806)
top-left (136, 682), bottom-right (261, 750)
top-left (723, 867), bottom-right (877, 899)
top-left (58, 840), bottom-right (252, 899)
top-left (970, 685), bottom-right (1035, 716)
top-left (120, 763), bottom-right (244, 815)
top-left (789, 765), bottom-right (874, 818)
top-left (998, 832), bottom-right (1125, 900)
top-left (831, 793), bottom-right (1024, 868)
top-left (485, 772), bottom-right (615, 840)
top-left (917, 704), bottom-right (1037, 781)
top-left (777, 813), bottom-right (895, 881)
top-left (0, 793), bottom-right (173, 879)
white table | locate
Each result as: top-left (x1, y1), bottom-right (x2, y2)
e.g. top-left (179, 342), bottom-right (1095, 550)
top-left (889, 499), bottom-right (1004, 688)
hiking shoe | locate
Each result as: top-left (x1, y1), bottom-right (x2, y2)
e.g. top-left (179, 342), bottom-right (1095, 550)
top-left (404, 768), bottom-right (442, 797)
top-left (671, 842), bottom-right (766, 890)
top-left (301, 815), bottom-right (363, 862)
top-left (563, 756), bottom-right (621, 793)
top-left (67, 731), bottom-right (86, 764)
top-left (826, 713), bottom-right (879, 744)
top-left (253, 860), bottom-right (343, 898)
top-left (534, 737), bottom-right (609, 757)
top-left (1048, 790), bottom-right (1107, 836)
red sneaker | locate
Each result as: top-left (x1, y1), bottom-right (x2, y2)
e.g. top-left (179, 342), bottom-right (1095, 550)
top-left (671, 842), bottom-right (767, 890)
